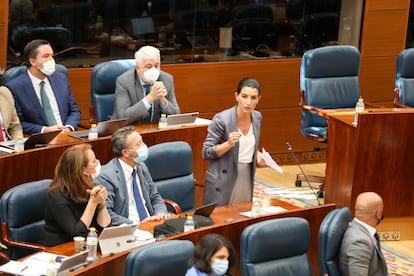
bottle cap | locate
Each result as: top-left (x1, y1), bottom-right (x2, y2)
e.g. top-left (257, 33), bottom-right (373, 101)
top-left (187, 215), bottom-right (193, 220)
top-left (161, 114), bottom-right (166, 118)
top-left (90, 227), bottom-right (96, 232)
top-left (91, 124), bottom-right (97, 127)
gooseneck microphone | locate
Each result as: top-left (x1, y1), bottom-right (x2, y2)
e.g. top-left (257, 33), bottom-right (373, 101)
top-left (285, 142), bottom-right (321, 206)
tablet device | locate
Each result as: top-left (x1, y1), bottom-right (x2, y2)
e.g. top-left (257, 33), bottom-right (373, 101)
top-left (98, 224), bottom-right (138, 256)
top-left (166, 112), bottom-right (199, 127)
top-left (194, 202), bottom-right (217, 217)
top-left (69, 118), bottom-right (128, 140)
top-left (58, 250), bottom-right (89, 276)
top-left (0, 130), bottom-right (61, 151)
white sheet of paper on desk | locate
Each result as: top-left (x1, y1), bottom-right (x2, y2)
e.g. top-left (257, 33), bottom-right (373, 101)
top-left (262, 147), bottom-right (283, 173)
top-left (240, 206), bottom-right (287, 217)
top-left (0, 260), bottom-right (48, 276)
top-left (134, 229), bottom-right (154, 241)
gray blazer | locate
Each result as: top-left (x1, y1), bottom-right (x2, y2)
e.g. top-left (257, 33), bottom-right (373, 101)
top-left (338, 220), bottom-right (388, 276)
top-left (96, 158), bottom-right (167, 226)
top-left (111, 68), bottom-right (180, 125)
top-left (202, 106), bottom-right (262, 206)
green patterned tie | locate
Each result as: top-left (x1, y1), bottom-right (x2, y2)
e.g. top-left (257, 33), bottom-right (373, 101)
top-left (40, 81), bottom-right (57, 126)
top-left (143, 84), bottom-right (152, 123)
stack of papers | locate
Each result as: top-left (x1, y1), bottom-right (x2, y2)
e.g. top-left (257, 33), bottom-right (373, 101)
top-left (0, 252), bottom-right (65, 276)
top-left (240, 206), bottom-right (287, 217)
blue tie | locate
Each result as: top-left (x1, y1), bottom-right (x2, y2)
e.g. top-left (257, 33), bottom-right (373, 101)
top-left (132, 168), bottom-right (148, 220)
top-left (374, 232), bottom-right (382, 254)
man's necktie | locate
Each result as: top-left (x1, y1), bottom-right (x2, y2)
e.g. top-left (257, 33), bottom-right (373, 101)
top-left (143, 84), bottom-right (152, 123)
top-left (132, 168), bottom-right (148, 220)
top-left (374, 232), bottom-right (382, 254)
top-left (40, 81), bottom-right (57, 126)
top-left (0, 120), bottom-right (5, 142)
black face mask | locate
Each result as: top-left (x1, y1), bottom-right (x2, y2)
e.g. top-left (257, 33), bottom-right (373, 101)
top-left (377, 213), bottom-right (384, 225)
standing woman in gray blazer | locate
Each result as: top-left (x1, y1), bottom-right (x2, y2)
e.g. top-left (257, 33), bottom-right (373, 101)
top-left (202, 77), bottom-right (265, 206)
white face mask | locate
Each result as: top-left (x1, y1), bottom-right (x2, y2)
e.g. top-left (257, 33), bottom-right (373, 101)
top-left (142, 67), bottom-right (160, 84)
top-left (40, 59), bottom-right (56, 76)
top-left (211, 259), bottom-right (229, 276)
top-left (131, 145), bottom-right (149, 163)
top-left (90, 162), bottom-right (101, 180)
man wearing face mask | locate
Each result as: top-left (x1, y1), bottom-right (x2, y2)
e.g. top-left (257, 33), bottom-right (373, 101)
top-left (96, 126), bottom-right (170, 225)
top-left (338, 192), bottom-right (389, 276)
top-left (111, 45), bottom-right (180, 125)
top-left (5, 39), bottom-right (81, 135)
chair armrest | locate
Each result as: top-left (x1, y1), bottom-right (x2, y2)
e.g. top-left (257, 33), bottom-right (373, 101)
top-left (163, 199), bottom-right (182, 214)
top-left (393, 88), bottom-right (409, 108)
top-left (0, 251), bottom-right (10, 264)
top-left (1, 222), bottom-right (46, 252)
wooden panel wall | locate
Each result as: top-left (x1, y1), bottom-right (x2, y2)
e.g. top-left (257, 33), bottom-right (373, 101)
top-left (0, 0), bottom-right (411, 163)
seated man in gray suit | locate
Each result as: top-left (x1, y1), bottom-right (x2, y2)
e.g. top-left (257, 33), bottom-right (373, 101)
top-left (96, 126), bottom-right (171, 225)
top-left (111, 45), bottom-right (180, 125)
top-left (338, 192), bottom-right (388, 276)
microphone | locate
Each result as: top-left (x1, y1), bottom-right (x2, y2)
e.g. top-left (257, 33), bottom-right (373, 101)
top-left (285, 142), bottom-right (321, 206)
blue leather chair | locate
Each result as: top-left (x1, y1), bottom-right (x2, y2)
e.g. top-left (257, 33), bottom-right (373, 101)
top-left (0, 179), bottom-right (51, 260)
top-left (2, 64), bottom-right (68, 85)
top-left (90, 59), bottom-right (135, 122)
top-left (394, 48), bottom-right (414, 107)
top-left (124, 240), bottom-right (194, 276)
top-left (318, 207), bottom-right (352, 276)
top-left (240, 217), bottom-right (312, 276)
top-left (144, 141), bottom-right (195, 214)
top-left (297, 45), bottom-right (361, 194)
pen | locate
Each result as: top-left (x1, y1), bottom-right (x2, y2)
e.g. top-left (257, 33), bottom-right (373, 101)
top-left (20, 265), bottom-right (28, 272)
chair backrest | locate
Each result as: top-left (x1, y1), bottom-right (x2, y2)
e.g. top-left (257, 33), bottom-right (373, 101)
top-left (124, 240), bottom-right (194, 276)
top-left (0, 179), bottom-right (52, 259)
top-left (240, 217), bottom-right (312, 276)
top-left (144, 141), bottom-right (195, 213)
top-left (395, 48), bottom-right (414, 107)
top-left (2, 64), bottom-right (68, 85)
top-left (300, 45), bottom-right (360, 140)
top-left (318, 207), bottom-right (352, 276)
top-left (91, 59), bottom-right (135, 122)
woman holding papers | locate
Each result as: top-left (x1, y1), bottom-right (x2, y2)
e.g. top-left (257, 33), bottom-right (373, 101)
top-left (202, 77), bottom-right (266, 206)
top-left (39, 144), bottom-right (111, 246)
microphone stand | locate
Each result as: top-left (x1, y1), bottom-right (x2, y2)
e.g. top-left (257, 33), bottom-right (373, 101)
top-left (285, 142), bottom-right (321, 206)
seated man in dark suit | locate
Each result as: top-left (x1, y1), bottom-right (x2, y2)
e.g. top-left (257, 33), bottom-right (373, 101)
top-left (111, 45), bottom-right (181, 125)
top-left (338, 192), bottom-right (388, 276)
top-left (6, 39), bottom-right (81, 135)
top-left (96, 126), bottom-right (172, 225)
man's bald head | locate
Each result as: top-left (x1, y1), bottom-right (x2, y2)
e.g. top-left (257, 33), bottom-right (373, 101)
top-left (355, 192), bottom-right (384, 227)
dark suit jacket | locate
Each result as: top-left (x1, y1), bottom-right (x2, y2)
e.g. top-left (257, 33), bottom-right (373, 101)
top-left (202, 105), bottom-right (262, 206)
top-left (96, 158), bottom-right (167, 226)
top-left (6, 70), bottom-right (81, 134)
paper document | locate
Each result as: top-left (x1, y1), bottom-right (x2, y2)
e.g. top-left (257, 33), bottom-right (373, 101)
top-left (134, 229), bottom-right (156, 245)
top-left (262, 147), bottom-right (283, 173)
top-left (240, 206), bottom-right (287, 217)
top-left (0, 252), bottom-right (65, 276)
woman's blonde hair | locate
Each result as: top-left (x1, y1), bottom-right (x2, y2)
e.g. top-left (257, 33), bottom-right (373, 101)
top-left (48, 144), bottom-right (95, 203)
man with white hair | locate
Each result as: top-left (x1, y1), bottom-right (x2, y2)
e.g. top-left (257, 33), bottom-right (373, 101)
top-left (338, 192), bottom-right (388, 276)
top-left (112, 45), bottom-right (180, 124)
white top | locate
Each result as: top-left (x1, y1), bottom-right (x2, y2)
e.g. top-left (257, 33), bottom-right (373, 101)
top-left (238, 124), bottom-right (255, 163)
top-left (119, 159), bottom-right (149, 223)
top-left (0, 111), bottom-right (7, 140)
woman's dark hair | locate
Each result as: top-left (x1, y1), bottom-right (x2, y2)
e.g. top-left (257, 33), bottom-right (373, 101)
top-left (188, 233), bottom-right (237, 275)
top-left (236, 77), bottom-right (262, 95)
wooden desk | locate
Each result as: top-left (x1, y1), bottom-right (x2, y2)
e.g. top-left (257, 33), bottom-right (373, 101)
top-left (324, 108), bottom-right (414, 217)
top-left (0, 123), bottom-right (208, 205)
top-left (46, 201), bottom-right (336, 276)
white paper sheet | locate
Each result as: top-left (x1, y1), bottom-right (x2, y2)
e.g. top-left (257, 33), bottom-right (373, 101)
top-left (262, 147), bottom-right (283, 173)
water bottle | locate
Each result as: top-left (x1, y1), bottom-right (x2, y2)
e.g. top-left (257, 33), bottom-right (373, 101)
top-left (353, 97), bottom-right (365, 125)
top-left (86, 227), bottom-right (98, 262)
top-left (183, 215), bottom-right (195, 232)
top-left (251, 198), bottom-right (262, 217)
top-left (46, 258), bottom-right (58, 276)
top-left (88, 124), bottom-right (98, 140)
top-left (158, 114), bottom-right (167, 129)
top-left (14, 135), bottom-right (25, 153)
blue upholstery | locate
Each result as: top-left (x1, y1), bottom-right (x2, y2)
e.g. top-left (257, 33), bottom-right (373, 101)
top-left (395, 48), bottom-right (414, 107)
top-left (124, 240), bottom-right (194, 276)
top-left (2, 64), bottom-right (68, 85)
top-left (0, 179), bottom-right (52, 259)
top-left (240, 217), bottom-right (312, 276)
top-left (300, 45), bottom-right (360, 140)
top-left (318, 207), bottom-right (352, 276)
top-left (91, 59), bottom-right (135, 122)
top-left (144, 141), bottom-right (195, 213)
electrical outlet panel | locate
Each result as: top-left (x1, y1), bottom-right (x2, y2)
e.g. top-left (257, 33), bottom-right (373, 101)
top-left (377, 231), bottom-right (400, 241)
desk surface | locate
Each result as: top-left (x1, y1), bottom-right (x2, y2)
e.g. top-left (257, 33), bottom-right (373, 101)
top-left (0, 123), bottom-right (209, 205)
top-left (44, 200), bottom-right (335, 276)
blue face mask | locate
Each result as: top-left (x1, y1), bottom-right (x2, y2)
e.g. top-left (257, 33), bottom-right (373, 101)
top-left (211, 259), bottom-right (229, 276)
top-left (132, 145), bottom-right (148, 163)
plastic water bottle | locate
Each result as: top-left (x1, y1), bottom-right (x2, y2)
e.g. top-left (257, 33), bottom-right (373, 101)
top-left (86, 227), bottom-right (98, 262)
top-left (46, 258), bottom-right (58, 276)
top-left (14, 135), bottom-right (25, 152)
top-left (251, 198), bottom-right (262, 217)
top-left (184, 215), bottom-right (195, 232)
top-left (353, 97), bottom-right (365, 125)
top-left (158, 114), bottom-right (167, 129)
top-left (88, 124), bottom-right (98, 140)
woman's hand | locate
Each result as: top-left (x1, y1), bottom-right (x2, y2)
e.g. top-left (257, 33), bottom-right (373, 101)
top-left (87, 185), bottom-right (107, 206)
